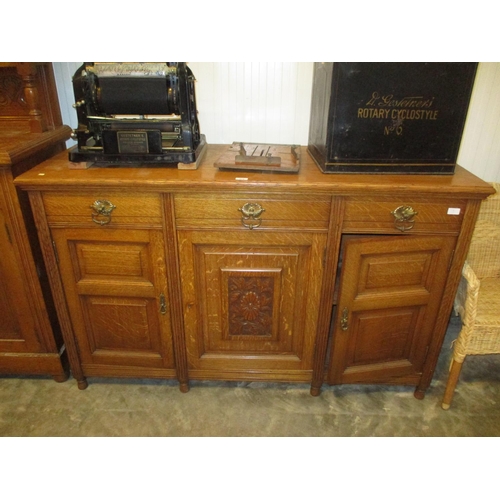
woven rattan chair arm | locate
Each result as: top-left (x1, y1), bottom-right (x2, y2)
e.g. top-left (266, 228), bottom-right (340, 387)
top-left (461, 261), bottom-right (481, 328)
top-left (462, 261), bottom-right (480, 290)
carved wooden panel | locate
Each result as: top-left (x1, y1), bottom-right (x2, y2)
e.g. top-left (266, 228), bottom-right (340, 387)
top-left (225, 273), bottom-right (277, 337)
top-left (52, 227), bottom-right (175, 369)
top-left (178, 229), bottom-right (326, 378)
top-left (199, 245), bottom-right (299, 355)
top-left (328, 235), bottom-right (456, 385)
top-left (0, 69), bottom-right (24, 115)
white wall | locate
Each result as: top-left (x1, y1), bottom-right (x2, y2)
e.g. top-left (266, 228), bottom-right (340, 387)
top-left (456, 62), bottom-right (500, 182)
top-left (53, 62), bottom-right (82, 136)
top-left (53, 62), bottom-right (500, 182)
top-left (189, 62), bottom-right (312, 146)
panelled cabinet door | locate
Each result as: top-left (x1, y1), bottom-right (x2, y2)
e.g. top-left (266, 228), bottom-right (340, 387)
top-left (328, 235), bottom-right (456, 385)
top-left (51, 228), bottom-right (175, 370)
top-left (178, 230), bottom-right (327, 381)
top-left (0, 194), bottom-right (43, 353)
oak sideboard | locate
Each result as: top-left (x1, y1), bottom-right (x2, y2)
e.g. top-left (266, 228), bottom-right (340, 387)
top-left (14, 145), bottom-right (495, 397)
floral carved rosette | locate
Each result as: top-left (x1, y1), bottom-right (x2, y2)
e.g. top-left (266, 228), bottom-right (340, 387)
top-left (227, 276), bottom-right (274, 336)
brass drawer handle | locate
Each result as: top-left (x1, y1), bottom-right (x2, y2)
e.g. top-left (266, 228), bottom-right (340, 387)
top-left (238, 202), bottom-right (265, 229)
top-left (391, 205), bottom-right (418, 232)
top-left (90, 200), bottom-right (116, 225)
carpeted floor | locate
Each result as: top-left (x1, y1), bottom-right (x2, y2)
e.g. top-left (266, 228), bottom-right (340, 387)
top-left (1, 314), bottom-right (499, 437)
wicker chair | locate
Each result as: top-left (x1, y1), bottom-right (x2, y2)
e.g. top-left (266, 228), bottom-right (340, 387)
top-left (442, 182), bottom-right (500, 409)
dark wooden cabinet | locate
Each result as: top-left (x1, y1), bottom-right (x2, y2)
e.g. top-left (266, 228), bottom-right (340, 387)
top-left (0, 62), bottom-right (71, 379)
top-left (14, 145), bottom-right (494, 397)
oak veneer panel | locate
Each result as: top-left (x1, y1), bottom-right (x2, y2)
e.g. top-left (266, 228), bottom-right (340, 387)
top-left (175, 193), bottom-right (331, 230)
top-left (43, 191), bottom-right (162, 227)
top-left (329, 235), bottom-right (456, 385)
top-left (343, 197), bottom-right (466, 234)
top-left (0, 197), bottom-right (41, 350)
top-left (52, 227), bottom-right (175, 371)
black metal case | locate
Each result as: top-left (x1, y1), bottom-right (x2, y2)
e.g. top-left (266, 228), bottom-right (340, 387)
top-left (308, 62), bottom-right (478, 174)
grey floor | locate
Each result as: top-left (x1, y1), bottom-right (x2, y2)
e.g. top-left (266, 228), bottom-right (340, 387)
top-left (1, 314), bottom-right (499, 437)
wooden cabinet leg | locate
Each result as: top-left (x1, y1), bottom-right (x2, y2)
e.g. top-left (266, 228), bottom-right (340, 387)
top-left (441, 358), bottom-right (464, 410)
top-left (77, 378), bottom-right (88, 390)
top-left (52, 372), bottom-right (69, 383)
top-left (179, 382), bottom-right (189, 393)
top-left (310, 385), bottom-right (321, 397)
top-left (52, 358), bottom-right (70, 383)
top-left (413, 389), bottom-right (426, 400)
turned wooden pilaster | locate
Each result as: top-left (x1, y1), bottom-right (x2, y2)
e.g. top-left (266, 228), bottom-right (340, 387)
top-left (17, 63), bottom-right (46, 133)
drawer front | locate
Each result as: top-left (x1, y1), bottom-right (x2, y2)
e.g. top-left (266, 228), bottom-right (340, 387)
top-left (343, 197), bottom-right (466, 234)
top-left (175, 194), bottom-right (331, 230)
top-left (42, 192), bottom-right (163, 227)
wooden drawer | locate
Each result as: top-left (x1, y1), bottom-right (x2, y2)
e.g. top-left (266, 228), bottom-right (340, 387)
top-left (42, 192), bottom-right (162, 227)
top-left (175, 193), bottom-right (331, 230)
top-left (343, 197), bottom-right (466, 234)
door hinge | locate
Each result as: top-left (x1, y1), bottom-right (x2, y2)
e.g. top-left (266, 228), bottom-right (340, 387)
top-left (448, 249), bottom-right (456, 271)
top-left (425, 345), bottom-right (430, 358)
top-left (52, 240), bottom-right (59, 264)
top-left (4, 223), bottom-right (12, 244)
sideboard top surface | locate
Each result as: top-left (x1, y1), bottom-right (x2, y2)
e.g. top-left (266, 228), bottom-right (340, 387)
top-left (0, 126), bottom-right (71, 169)
top-left (14, 144), bottom-right (495, 199)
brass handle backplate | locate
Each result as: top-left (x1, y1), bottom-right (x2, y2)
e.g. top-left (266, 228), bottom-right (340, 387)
top-left (391, 205), bottom-right (418, 232)
top-left (90, 200), bottom-right (116, 225)
top-left (238, 202), bottom-right (265, 229)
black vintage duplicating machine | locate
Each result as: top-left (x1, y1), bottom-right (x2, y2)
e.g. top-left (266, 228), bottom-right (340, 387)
top-left (68, 62), bottom-right (206, 167)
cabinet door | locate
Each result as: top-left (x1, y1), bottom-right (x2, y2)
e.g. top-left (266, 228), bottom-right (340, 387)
top-left (0, 196), bottom-right (43, 353)
top-left (178, 230), bottom-right (326, 381)
top-left (328, 235), bottom-right (456, 385)
top-left (52, 227), bottom-right (175, 371)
